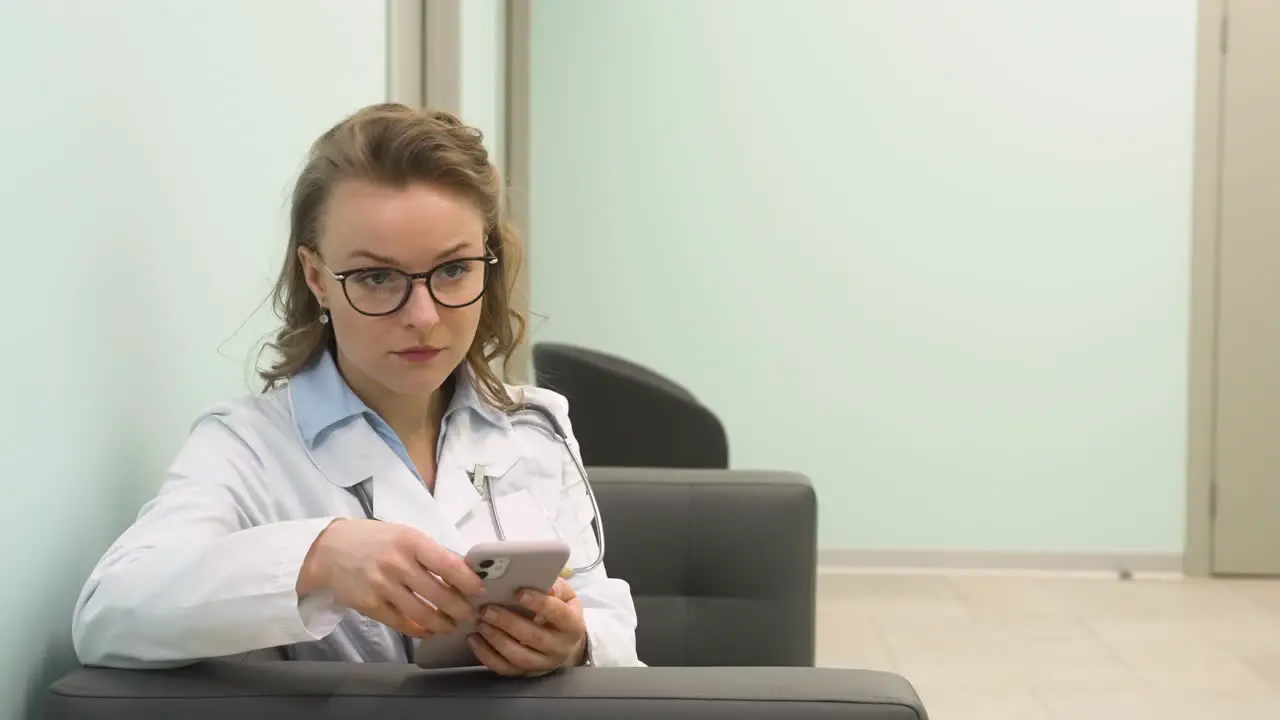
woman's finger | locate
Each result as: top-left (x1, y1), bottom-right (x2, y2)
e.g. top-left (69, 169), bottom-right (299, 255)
top-left (406, 534), bottom-right (485, 597)
top-left (382, 582), bottom-right (456, 635)
top-left (518, 590), bottom-right (583, 636)
top-left (477, 622), bottom-right (552, 672)
top-left (550, 578), bottom-right (577, 601)
top-left (468, 633), bottom-right (523, 676)
top-left (533, 580), bottom-right (577, 626)
top-left (480, 605), bottom-right (562, 655)
top-left (367, 601), bottom-right (428, 639)
top-left (396, 562), bottom-right (475, 624)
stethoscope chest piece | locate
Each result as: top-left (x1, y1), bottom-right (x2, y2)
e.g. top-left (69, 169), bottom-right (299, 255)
top-left (468, 463), bottom-right (489, 497)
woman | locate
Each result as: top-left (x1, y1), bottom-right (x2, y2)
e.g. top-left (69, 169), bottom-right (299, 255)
top-left (71, 103), bottom-right (640, 673)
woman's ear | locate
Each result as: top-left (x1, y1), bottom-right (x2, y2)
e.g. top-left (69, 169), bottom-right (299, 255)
top-left (297, 246), bottom-right (327, 309)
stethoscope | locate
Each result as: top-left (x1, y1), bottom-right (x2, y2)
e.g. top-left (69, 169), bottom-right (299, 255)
top-left (345, 401), bottom-right (606, 576)
top-left (346, 402), bottom-right (606, 661)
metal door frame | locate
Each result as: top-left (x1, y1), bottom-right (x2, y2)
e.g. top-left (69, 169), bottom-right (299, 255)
top-left (385, 0), bottom-right (533, 383)
top-left (1185, 0), bottom-right (1227, 577)
top-left (505, 0), bottom-right (532, 384)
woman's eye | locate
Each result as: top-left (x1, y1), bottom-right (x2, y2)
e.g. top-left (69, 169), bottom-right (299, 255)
top-left (437, 262), bottom-right (469, 281)
top-left (355, 270), bottom-right (393, 286)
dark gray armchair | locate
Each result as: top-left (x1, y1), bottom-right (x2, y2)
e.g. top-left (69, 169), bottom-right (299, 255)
top-left (533, 343), bottom-right (730, 469)
top-left (45, 469), bottom-right (928, 719)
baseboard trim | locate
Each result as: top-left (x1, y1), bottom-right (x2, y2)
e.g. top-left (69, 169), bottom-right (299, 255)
top-left (818, 548), bottom-right (1183, 576)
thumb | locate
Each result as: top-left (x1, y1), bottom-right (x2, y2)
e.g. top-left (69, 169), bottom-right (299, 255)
top-left (532, 579), bottom-right (577, 627)
top-left (551, 577), bottom-right (577, 601)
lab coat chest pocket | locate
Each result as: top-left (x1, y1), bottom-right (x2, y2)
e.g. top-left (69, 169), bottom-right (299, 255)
top-left (456, 453), bottom-right (563, 544)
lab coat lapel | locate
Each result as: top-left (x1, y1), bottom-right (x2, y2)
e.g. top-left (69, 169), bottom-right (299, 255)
top-left (308, 416), bottom-right (469, 555)
top-left (433, 459), bottom-right (482, 530)
top-left (367, 452), bottom-right (470, 556)
top-left (433, 413), bottom-right (518, 530)
top-left (305, 417), bottom-right (379, 489)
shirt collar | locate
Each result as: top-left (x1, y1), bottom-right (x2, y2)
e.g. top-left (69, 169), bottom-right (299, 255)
top-left (445, 362), bottom-right (513, 431)
top-left (289, 350), bottom-right (511, 449)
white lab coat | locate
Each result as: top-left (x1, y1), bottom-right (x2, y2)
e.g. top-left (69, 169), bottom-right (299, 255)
top-left (71, 355), bottom-right (641, 669)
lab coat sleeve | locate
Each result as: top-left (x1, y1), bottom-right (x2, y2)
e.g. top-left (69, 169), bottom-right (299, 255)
top-left (72, 414), bottom-right (347, 669)
top-left (534, 390), bottom-right (645, 668)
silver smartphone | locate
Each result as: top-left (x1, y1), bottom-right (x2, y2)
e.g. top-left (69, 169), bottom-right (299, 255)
top-left (412, 539), bottom-right (571, 669)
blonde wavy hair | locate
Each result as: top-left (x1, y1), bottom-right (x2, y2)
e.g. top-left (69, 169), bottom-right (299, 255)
top-left (258, 103), bottom-right (525, 410)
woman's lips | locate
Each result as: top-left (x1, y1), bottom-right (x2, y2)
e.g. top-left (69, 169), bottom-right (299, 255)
top-left (393, 347), bottom-right (442, 362)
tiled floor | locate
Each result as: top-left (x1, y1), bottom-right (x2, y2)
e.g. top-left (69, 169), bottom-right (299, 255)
top-left (816, 570), bottom-right (1280, 719)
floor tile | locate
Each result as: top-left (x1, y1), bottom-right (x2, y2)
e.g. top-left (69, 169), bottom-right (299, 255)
top-left (816, 571), bottom-right (1280, 719)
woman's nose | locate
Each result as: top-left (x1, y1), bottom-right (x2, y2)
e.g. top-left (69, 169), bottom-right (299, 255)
top-left (401, 280), bottom-right (440, 327)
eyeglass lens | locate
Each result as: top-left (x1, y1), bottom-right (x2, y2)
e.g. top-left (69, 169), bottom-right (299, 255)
top-left (343, 258), bottom-right (489, 314)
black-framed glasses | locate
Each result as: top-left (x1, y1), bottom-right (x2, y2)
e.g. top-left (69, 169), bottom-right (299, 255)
top-left (324, 255), bottom-right (498, 316)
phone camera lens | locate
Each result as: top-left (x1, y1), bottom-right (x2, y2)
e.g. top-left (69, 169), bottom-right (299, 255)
top-left (479, 559), bottom-right (495, 569)
top-left (476, 569), bottom-right (488, 579)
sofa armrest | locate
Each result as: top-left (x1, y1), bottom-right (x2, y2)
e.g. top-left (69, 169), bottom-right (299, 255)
top-left (47, 662), bottom-right (927, 720)
top-left (589, 468), bottom-right (818, 666)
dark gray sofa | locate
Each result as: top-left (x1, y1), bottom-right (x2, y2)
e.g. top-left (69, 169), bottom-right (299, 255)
top-left (45, 468), bottom-right (928, 719)
top-left (587, 467), bottom-right (817, 666)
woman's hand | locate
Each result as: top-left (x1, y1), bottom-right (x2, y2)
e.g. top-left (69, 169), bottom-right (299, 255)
top-left (297, 518), bottom-right (486, 639)
top-left (468, 578), bottom-right (588, 676)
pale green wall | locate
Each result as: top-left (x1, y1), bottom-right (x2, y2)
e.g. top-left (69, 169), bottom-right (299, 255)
top-left (459, 0), bottom-right (507, 169)
top-left (529, 0), bottom-right (1198, 554)
top-left (0, 2), bottom-right (386, 717)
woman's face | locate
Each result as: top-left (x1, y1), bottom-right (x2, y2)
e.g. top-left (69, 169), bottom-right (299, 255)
top-left (301, 179), bottom-right (488, 402)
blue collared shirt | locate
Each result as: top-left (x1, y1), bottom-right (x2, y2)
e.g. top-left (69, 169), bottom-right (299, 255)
top-left (289, 350), bottom-right (502, 483)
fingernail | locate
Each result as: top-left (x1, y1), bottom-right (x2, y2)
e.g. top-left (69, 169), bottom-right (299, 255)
top-left (483, 607), bottom-right (498, 622)
top-left (519, 590), bottom-right (535, 604)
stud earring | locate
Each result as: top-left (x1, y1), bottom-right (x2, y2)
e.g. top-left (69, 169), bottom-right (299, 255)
top-left (319, 309), bottom-right (329, 325)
